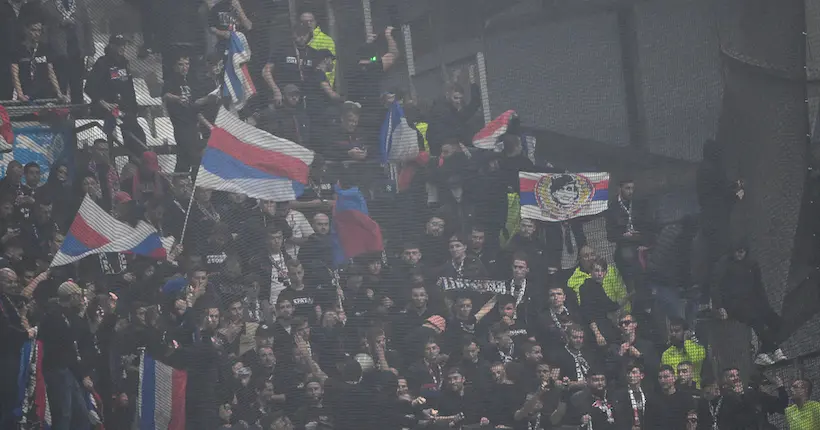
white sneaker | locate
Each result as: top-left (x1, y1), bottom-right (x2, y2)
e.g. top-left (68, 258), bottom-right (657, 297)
top-left (772, 349), bottom-right (788, 362)
top-left (755, 353), bottom-right (775, 366)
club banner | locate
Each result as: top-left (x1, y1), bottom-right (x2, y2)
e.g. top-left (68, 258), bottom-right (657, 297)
top-left (438, 278), bottom-right (508, 295)
top-left (0, 122), bottom-right (70, 185)
top-left (519, 172), bottom-right (610, 222)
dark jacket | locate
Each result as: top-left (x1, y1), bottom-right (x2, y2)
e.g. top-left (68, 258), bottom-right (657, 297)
top-left (40, 0), bottom-right (95, 58)
top-left (711, 252), bottom-right (768, 316)
top-left (542, 220), bottom-right (587, 270)
top-left (426, 84), bottom-right (481, 155)
top-left (40, 304), bottom-right (98, 380)
top-left (86, 51), bottom-right (139, 115)
top-left (605, 197), bottom-right (654, 248)
top-left (266, 104), bottom-right (311, 148)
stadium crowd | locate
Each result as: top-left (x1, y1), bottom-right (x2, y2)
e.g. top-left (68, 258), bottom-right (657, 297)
top-left (1, 0), bottom-right (819, 429)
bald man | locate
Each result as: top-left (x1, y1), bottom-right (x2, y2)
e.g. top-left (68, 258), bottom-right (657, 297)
top-left (298, 212), bottom-right (335, 285)
top-left (312, 213), bottom-right (330, 236)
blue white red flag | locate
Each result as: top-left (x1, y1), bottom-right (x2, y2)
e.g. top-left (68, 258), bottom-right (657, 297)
top-left (51, 195), bottom-right (174, 267)
top-left (197, 107), bottom-right (314, 202)
top-left (379, 101), bottom-right (419, 163)
top-left (15, 339), bottom-right (50, 428)
top-left (519, 172), bottom-right (610, 222)
top-left (222, 31), bottom-right (256, 111)
top-left (331, 185), bottom-right (383, 266)
top-left (136, 350), bottom-right (187, 430)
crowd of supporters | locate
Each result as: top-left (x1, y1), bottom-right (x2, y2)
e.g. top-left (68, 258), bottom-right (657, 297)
top-left (1, 0), bottom-right (820, 429)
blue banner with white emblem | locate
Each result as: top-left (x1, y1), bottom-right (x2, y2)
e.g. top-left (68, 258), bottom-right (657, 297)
top-left (0, 122), bottom-right (71, 185)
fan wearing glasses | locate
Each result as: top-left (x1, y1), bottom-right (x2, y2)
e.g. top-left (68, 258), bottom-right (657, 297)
top-left (611, 314), bottom-right (659, 386)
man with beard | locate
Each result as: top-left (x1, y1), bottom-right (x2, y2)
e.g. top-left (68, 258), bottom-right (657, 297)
top-left (432, 367), bottom-right (484, 427)
top-left (567, 369), bottom-right (618, 429)
top-left (722, 368), bottom-right (787, 430)
top-left (661, 318), bottom-right (705, 388)
top-left (85, 34), bottom-right (146, 156)
top-left (419, 215), bottom-right (449, 266)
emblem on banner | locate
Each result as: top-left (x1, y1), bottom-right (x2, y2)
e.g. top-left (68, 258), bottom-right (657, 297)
top-left (533, 173), bottom-right (596, 221)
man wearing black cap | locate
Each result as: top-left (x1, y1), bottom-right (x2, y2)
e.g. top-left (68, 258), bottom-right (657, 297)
top-left (85, 34), bottom-right (147, 156)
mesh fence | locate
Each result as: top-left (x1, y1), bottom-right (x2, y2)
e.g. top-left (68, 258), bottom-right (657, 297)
top-left (0, 0), bottom-right (819, 429)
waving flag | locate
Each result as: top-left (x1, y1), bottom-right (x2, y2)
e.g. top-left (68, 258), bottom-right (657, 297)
top-left (136, 350), bottom-right (187, 430)
top-left (519, 172), bottom-right (609, 222)
top-left (379, 101), bottom-right (420, 163)
top-left (16, 339), bottom-right (50, 428)
top-left (223, 31), bottom-right (256, 111)
top-left (331, 185), bottom-right (383, 266)
top-left (197, 107), bottom-right (314, 202)
top-left (473, 110), bottom-right (518, 150)
top-left (51, 195), bottom-right (175, 267)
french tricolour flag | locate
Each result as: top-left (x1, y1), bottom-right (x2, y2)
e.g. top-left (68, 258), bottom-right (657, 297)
top-left (223, 31), bottom-right (256, 111)
top-left (136, 350), bottom-right (187, 430)
top-left (51, 196), bottom-right (175, 267)
top-left (519, 172), bottom-right (609, 222)
top-left (197, 107), bottom-right (314, 202)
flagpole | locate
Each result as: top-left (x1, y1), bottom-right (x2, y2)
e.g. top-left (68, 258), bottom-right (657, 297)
top-left (179, 121), bottom-right (212, 244)
top-left (178, 165), bottom-right (201, 245)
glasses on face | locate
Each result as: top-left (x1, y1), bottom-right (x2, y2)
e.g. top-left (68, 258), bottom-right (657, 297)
top-left (619, 320), bottom-right (634, 327)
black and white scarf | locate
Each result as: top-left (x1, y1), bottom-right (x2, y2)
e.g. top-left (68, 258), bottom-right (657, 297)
top-left (565, 346), bottom-right (589, 381)
top-left (55, 0), bottom-right (77, 24)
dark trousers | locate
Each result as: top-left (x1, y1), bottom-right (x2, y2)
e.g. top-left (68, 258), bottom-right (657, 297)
top-left (614, 244), bottom-right (650, 309)
top-left (44, 368), bottom-right (90, 430)
top-left (104, 113), bottom-right (147, 157)
top-left (729, 306), bottom-right (783, 353)
top-left (0, 355), bottom-right (21, 429)
top-left (55, 55), bottom-right (86, 105)
top-left (172, 121), bottom-right (203, 175)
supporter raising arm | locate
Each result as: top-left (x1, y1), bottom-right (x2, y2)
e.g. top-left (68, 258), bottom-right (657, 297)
top-left (208, 0), bottom-right (252, 41)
